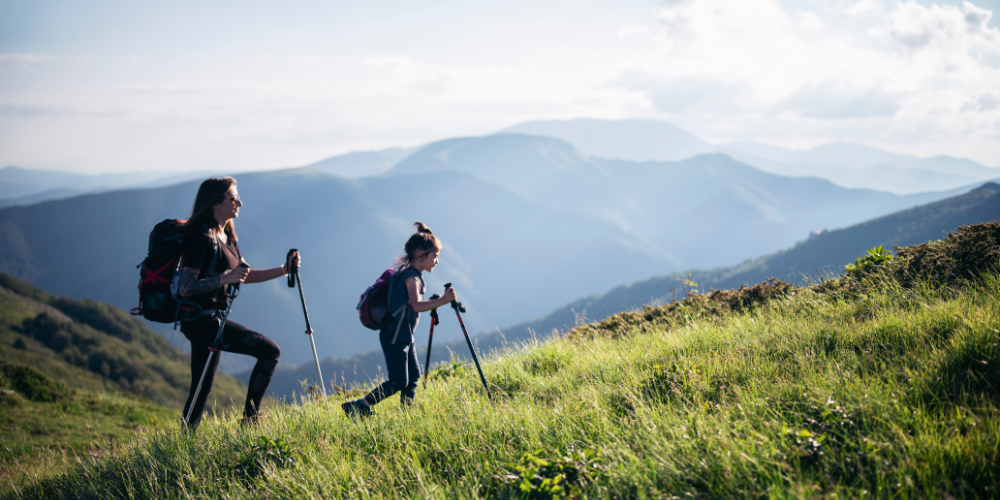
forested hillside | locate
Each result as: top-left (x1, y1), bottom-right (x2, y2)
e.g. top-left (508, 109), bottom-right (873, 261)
top-left (0, 273), bottom-right (245, 408)
top-left (0, 274), bottom-right (248, 463)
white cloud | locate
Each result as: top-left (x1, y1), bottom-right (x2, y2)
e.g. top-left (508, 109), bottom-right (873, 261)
top-left (618, 25), bottom-right (651, 39)
top-left (609, 0), bottom-right (1000, 157)
top-left (0, 53), bottom-right (52, 63)
top-left (777, 81), bottom-right (899, 119)
top-left (845, 0), bottom-right (884, 17)
top-left (1, 1), bottom-right (998, 171)
top-left (797, 11), bottom-right (827, 30)
top-left (878, 1), bottom-right (1000, 53)
top-left (962, 92), bottom-right (1000, 111)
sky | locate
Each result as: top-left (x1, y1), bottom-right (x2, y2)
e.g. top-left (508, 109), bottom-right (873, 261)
top-left (1, 0), bottom-right (998, 173)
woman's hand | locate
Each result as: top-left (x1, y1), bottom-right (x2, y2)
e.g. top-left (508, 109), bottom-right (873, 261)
top-left (221, 266), bottom-right (249, 285)
top-left (286, 250), bottom-right (301, 273)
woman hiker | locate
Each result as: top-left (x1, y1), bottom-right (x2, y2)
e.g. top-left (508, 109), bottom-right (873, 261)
top-left (342, 222), bottom-right (456, 417)
top-left (177, 176), bottom-right (299, 428)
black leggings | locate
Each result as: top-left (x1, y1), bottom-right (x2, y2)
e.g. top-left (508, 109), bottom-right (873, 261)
top-left (181, 316), bottom-right (281, 426)
top-left (363, 341), bottom-right (421, 407)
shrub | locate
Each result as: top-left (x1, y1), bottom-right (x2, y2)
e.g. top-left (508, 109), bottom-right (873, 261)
top-left (0, 359), bottom-right (70, 403)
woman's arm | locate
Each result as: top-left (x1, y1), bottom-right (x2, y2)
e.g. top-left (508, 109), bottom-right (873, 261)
top-left (242, 251), bottom-right (301, 284)
top-left (406, 277), bottom-right (456, 313)
top-left (176, 266), bottom-right (245, 297)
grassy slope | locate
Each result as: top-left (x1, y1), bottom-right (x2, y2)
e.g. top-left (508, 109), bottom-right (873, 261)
top-left (0, 360), bottom-right (176, 464)
top-left (5, 223), bottom-right (999, 499)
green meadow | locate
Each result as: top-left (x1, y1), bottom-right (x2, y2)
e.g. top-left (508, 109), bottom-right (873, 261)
top-left (3, 222), bottom-right (999, 499)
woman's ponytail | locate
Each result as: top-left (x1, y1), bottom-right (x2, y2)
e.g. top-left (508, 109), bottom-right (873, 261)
top-left (396, 221), bottom-right (441, 270)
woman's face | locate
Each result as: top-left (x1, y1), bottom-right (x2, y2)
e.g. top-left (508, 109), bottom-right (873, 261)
top-left (213, 186), bottom-right (242, 224)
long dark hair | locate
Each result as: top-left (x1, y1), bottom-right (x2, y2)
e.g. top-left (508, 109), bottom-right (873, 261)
top-left (395, 222), bottom-right (441, 270)
top-left (183, 177), bottom-right (238, 241)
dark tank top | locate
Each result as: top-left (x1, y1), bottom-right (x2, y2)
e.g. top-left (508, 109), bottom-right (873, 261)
top-left (181, 229), bottom-right (242, 311)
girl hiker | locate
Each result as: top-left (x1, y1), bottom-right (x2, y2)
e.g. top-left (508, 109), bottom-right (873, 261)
top-left (342, 222), bottom-right (456, 417)
top-left (177, 177), bottom-right (300, 428)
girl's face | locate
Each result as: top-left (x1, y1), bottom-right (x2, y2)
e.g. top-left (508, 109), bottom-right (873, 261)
top-left (414, 248), bottom-right (441, 273)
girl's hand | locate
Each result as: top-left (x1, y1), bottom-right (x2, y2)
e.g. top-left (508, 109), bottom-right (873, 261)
top-left (222, 266), bottom-right (249, 285)
top-left (442, 287), bottom-right (457, 304)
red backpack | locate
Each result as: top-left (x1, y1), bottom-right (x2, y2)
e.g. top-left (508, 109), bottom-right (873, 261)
top-left (130, 219), bottom-right (217, 327)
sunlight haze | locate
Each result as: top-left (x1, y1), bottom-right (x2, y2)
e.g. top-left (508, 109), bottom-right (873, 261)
top-left (1, 0), bottom-right (998, 173)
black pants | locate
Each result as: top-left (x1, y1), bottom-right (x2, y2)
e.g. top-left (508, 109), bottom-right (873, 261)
top-left (181, 315), bottom-right (281, 426)
top-left (363, 341), bottom-right (420, 407)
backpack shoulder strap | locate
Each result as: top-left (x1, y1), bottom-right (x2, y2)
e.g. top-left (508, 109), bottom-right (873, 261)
top-left (389, 268), bottom-right (421, 344)
top-left (198, 226), bottom-right (222, 279)
top-left (387, 268), bottom-right (419, 316)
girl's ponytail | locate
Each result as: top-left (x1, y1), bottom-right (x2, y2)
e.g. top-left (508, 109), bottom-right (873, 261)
top-left (396, 222), bottom-right (441, 270)
top-left (414, 222), bottom-right (433, 235)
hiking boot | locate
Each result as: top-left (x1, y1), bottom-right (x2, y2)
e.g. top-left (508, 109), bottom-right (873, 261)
top-left (341, 399), bottom-right (373, 418)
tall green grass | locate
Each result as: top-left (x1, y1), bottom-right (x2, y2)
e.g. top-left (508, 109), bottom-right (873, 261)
top-left (4, 267), bottom-right (998, 499)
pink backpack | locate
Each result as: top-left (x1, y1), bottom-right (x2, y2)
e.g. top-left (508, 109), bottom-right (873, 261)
top-left (356, 269), bottom-right (397, 330)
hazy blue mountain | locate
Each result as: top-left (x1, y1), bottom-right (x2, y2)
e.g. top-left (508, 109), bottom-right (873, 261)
top-left (305, 147), bottom-right (418, 178)
top-left (496, 118), bottom-right (998, 194)
top-left (0, 168), bottom-right (680, 373)
top-left (260, 182), bottom-right (999, 397)
top-left (390, 134), bottom-right (642, 230)
top-left (0, 166), bottom-right (215, 207)
top-left (724, 141), bottom-right (998, 177)
top-left (391, 134), bottom-right (958, 269)
top-left (0, 166), bottom-right (169, 200)
top-left (0, 189), bottom-right (83, 208)
top-left (718, 152), bottom-right (980, 195)
top-left (499, 118), bottom-right (714, 162)
top-left (718, 144), bottom-right (994, 194)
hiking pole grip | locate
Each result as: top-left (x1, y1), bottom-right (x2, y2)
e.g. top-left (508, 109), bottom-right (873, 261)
top-left (286, 249), bottom-right (297, 288)
top-left (443, 283), bottom-right (465, 313)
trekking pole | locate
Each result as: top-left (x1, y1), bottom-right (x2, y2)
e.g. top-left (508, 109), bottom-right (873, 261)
top-left (185, 281), bottom-right (241, 426)
top-left (288, 249), bottom-right (326, 399)
top-left (423, 294), bottom-right (440, 375)
top-left (444, 283), bottom-right (494, 404)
